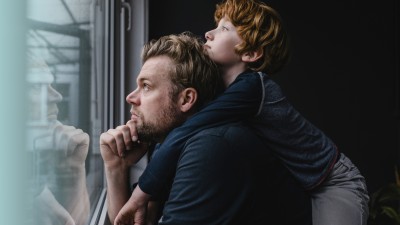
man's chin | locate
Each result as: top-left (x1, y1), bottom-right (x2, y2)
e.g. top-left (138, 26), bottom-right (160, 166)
top-left (137, 128), bottom-right (165, 144)
top-left (48, 115), bottom-right (58, 122)
top-left (137, 134), bottom-right (158, 143)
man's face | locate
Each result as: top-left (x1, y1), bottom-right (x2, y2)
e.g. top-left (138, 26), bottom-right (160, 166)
top-left (126, 55), bottom-right (185, 142)
top-left (27, 60), bottom-right (62, 125)
top-left (28, 82), bottom-right (62, 124)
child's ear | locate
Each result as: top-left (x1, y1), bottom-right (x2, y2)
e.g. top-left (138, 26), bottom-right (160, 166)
top-left (242, 48), bottom-right (263, 63)
top-left (178, 88), bottom-right (197, 112)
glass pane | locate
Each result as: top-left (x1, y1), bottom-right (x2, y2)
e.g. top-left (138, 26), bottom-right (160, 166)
top-left (25, 1), bottom-right (105, 224)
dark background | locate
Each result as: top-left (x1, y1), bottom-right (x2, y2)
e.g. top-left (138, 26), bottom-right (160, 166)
top-left (148, 0), bottom-right (400, 194)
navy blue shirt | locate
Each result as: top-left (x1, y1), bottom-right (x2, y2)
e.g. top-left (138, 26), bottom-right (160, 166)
top-left (159, 122), bottom-right (311, 225)
top-left (139, 70), bottom-right (338, 195)
top-left (139, 71), bottom-right (263, 196)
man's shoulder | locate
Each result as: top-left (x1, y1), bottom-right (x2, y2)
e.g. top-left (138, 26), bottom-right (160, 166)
top-left (191, 122), bottom-right (255, 141)
top-left (184, 122), bottom-right (266, 157)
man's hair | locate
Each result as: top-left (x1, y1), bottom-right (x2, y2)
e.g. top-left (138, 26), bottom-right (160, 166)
top-left (215, 0), bottom-right (290, 75)
top-left (142, 32), bottom-right (224, 111)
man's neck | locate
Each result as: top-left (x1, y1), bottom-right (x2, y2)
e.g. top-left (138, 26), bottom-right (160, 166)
top-left (157, 114), bottom-right (192, 144)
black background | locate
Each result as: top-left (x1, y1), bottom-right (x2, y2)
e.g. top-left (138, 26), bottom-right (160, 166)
top-left (148, 0), bottom-right (400, 194)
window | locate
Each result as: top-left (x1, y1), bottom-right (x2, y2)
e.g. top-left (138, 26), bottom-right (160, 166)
top-left (24, 0), bottom-right (147, 224)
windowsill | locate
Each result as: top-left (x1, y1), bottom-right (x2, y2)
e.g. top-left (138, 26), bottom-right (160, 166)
top-left (88, 188), bottom-right (110, 225)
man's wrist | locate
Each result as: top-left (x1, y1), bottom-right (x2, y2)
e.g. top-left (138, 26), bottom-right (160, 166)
top-left (104, 163), bottom-right (130, 182)
top-left (103, 156), bottom-right (130, 171)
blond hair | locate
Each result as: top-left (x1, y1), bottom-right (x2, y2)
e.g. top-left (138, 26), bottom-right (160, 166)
top-left (142, 32), bottom-right (224, 110)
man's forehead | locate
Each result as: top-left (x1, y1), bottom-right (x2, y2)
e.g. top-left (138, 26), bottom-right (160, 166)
top-left (138, 56), bottom-right (174, 81)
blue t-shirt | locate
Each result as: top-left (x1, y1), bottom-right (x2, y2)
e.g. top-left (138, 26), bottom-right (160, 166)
top-left (159, 122), bottom-right (312, 225)
top-left (138, 70), bottom-right (338, 196)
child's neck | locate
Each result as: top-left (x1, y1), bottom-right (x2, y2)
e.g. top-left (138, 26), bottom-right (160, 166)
top-left (221, 63), bottom-right (247, 88)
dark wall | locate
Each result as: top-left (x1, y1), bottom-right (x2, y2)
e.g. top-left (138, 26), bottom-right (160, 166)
top-left (148, 0), bottom-right (220, 40)
top-left (148, 0), bottom-right (400, 193)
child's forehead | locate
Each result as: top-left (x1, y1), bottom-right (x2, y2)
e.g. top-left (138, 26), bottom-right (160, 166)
top-left (218, 16), bottom-right (233, 24)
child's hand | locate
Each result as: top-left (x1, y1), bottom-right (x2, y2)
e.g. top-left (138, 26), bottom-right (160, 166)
top-left (114, 186), bottom-right (153, 225)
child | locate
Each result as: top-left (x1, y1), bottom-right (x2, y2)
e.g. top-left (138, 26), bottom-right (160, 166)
top-left (123, 0), bottom-right (369, 224)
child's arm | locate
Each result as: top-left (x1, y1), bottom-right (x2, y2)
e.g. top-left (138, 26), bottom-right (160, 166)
top-left (114, 185), bottom-right (153, 225)
top-left (138, 72), bottom-right (264, 196)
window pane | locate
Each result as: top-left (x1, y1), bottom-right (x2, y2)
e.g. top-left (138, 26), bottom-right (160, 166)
top-left (25, 1), bottom-right (104, 224)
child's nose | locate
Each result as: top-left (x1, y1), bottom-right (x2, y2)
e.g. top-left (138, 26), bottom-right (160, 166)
top-left (205, 30), bottom-right (213, 40)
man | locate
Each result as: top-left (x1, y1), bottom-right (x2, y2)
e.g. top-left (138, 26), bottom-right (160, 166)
top-left (27, 54), bottom-right (90, 225)
top-left (100, 32), bottom-right (311, 225)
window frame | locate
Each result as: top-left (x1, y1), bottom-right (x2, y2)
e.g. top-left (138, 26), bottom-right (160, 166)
top-left (90, 0), bottom-right (148, 224)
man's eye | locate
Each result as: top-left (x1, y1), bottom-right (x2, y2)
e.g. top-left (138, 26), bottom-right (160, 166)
top-left (29, 84), bottom-right (42, 91)
top-left (143, 84), bottom-right (150, 91)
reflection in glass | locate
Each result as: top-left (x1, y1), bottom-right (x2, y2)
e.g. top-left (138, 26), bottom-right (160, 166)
top-left (26, 55), bottom-right (90, 225)
top-left (26, 1), bottom-right (104, 224)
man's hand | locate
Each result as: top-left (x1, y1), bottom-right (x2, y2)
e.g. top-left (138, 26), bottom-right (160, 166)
top-left (100, 120), bottom-right (148, 170)
top-left (53, 122), bottom-right (89, 164)
top-left (114, 185), bottom-right (154, 225)
top-left (100, 120), bottom-right (151, 223)
top-left (41, 122), bottom-right (90, 225)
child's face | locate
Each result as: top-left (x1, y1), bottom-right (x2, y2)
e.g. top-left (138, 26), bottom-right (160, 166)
top-left (204, 16), bottom-right (243, 67)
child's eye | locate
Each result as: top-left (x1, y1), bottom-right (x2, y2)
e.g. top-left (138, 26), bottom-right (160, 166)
top-left (222, 26), bottom-right (228, 31)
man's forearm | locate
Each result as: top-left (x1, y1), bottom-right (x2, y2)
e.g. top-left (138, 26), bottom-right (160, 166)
top-left (105, 166), bottom-right (131, 223)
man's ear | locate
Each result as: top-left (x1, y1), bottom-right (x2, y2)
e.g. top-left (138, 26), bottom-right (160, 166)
top-left (178, 88), bottom-right (197, 112)
top-left (241, 48), bottom-right (263, 63)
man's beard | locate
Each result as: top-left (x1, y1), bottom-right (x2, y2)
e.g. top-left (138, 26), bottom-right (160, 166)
top-left (136, 102), bottom-right (185, 143)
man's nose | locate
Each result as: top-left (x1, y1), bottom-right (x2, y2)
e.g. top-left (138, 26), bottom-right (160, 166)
top-left (48, 85), bottom-right (63, 103)
top-left (126, 88), bottom-right (140, 105)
